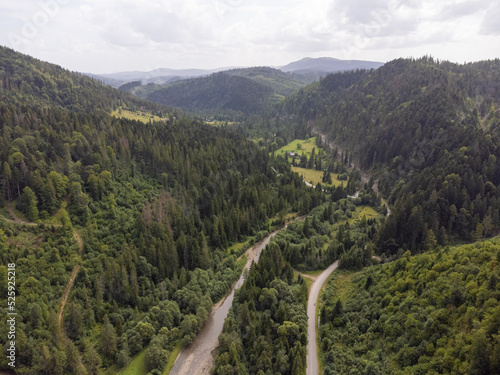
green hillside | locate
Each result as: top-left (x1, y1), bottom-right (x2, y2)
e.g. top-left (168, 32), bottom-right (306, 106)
top-left (143, 72), bottom-right (276, 115)
top-left (225, 66), bottom-right (316, 96)
top-left (0, 47), bottom-right (324, 374)
top-left (320, 238), bottom-right (500, 374)
top-left (134, 67), bottom-right (319, 117)
top-left (279, 57), bottom-right (500, 253)
top-left (2, 45), bottom-right (500, 375)
top-left (0, 46), bottom-right (168, 116)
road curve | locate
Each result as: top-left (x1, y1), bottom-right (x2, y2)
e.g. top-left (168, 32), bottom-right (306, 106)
top-left (306, 261), bottom-right (339, 375)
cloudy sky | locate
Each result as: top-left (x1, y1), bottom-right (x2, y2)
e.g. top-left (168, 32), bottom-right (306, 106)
top-left (1, 0), bottom-right (499, 74)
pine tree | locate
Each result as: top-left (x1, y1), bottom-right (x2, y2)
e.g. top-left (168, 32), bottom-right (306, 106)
top-left (3, 162), bottom-right (11, 202)
top-left (100, 315), bottom-right (117, 363)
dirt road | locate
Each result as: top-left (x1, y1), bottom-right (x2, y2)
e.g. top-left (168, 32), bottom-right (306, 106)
top-left (306, 261), bottom-right (339, 375)
top-left (169, 226), bottom-right (290, 375)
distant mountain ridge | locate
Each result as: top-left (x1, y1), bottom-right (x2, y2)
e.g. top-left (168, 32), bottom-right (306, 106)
top-left (134, 66), bottom-right (327, 116)
top-left (112, 59), bottom-right (386, 116)
top-left (280, 57), bottom-right (384, 73)
top-left (87, 57), bottom-right (384, 88)
top-left (142, 71), bottom-right (276, 115)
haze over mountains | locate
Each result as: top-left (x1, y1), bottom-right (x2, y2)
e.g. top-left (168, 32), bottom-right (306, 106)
top-left (280, 57), bottom-right (383, 73)
top-left (88, 57), bottom-right (384, 88)
top-left (106, 58), bottom-right (384, 116)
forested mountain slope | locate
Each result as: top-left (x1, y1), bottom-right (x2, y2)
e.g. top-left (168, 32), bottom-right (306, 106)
top-left (320, 238), bottom-right (500, 374)
top-left (136, 67), bottom-right (322, 116)
top-left (0, 46), bottom-right (170, 116)
top-left (143, 72), bottom-right (276, 115)
top-left (0, 47), bottom-right (324, 374)
top-left (224, 67), bottom-right (316, 96)
top-left (281, 57), bottom-right (500, 253)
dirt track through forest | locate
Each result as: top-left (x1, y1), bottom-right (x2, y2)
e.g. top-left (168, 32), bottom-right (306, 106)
top-left (57, 230), bottom-right (83, 327)
top-left (1, 203), bottom-right (83, 329)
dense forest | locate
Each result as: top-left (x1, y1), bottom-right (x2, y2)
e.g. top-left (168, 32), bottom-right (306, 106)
top-left (320, 239), bottom-right (500, 374)
top-left (212, 192), bottom-right (385, 375)
top-left (2, 45), bottom-right (500, 375)
top-left (271, 191), bottom-right (382, 272)
top-left (137, 67), bottom-right (323, 118)
top-left (143, 72), bottom-right (277, 116)
top-left (0, 46), bottom-right (323, 374)
top-left (0, 46), bottom-right (171, 116)
top-left (224, 67), bottom-right (316, 97)
top-left (274, 57), bottom-right (500, 254)
top-left (213, 241), bottom-right (309, 375)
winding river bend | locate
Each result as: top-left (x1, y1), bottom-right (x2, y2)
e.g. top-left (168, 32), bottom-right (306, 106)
top-left (169, 226), bottom-right (288, 375)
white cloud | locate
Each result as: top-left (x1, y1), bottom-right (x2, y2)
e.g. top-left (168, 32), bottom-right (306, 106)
top-left (436, 0), bottom-right (483, 21)
top-left (0, 0), bottom-right (498, 72)
top-left (480, 1), bottom-right (500, 35)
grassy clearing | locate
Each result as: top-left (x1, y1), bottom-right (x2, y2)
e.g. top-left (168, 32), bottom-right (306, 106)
top-left (111, 107), bottom-right (166, 124)
top-left (355, 206), bottom-right (379, 221)
top-left (300, 269), bottom-right (325, 279)
top-left (205, 120), bottom-right (235, 126)
top-left (162, 343), bottom-right (183, 375)
top-left (251, 138), bottom-right (264, 145)
top-left (228, 240), bottom-right (247, 255)
top-left (284, 212), bottom-right (299, 221)
top-left (275, 137), bottom-right (321, 159)
top-left (118, 351), bottom-right (147, 375)
top-left (330, 270), bottom-right (360, 303)
top-left (336, 205), bottom-right (380, 226)
top-left (291, 167), bottom-right (347, 188)
top-left (267, 211), bottom-right (299, 227)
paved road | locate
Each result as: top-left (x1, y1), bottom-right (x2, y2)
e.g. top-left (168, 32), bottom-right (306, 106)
top-left (306, 261), bottom-right (339, 375)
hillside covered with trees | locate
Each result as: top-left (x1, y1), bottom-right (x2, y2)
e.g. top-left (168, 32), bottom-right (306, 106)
top-left (142, 72), bottom-right (276, 116)
top-left (135, 67), bottom-right (322, 117)
top-left (276, 57), bottom-right (500, 254)
top-left (2, 45), bottom-right (500, 375)
top-left (0, 47), bottom-right (323, 374)
top-left (320, 239), bottom-right (500, 374)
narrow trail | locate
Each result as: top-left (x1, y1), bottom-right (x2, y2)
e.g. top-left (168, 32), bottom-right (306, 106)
top-left (1, 202), bottom-right (83, 329)
top-left (300, 272), bottom-right (319, 281)
top-left (4, 202), bottom-right (37, 226)
top-left (58, 229), bottom-right (83, 328)
top-left (306, 261), bottom-right (339, 375)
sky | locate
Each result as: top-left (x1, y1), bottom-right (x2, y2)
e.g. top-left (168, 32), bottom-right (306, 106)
top-left (1, 0), bottom-right (499, 74)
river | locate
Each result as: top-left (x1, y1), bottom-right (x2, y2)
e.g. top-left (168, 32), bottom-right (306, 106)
top-left (169, 226), bottom-right (286, 375)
